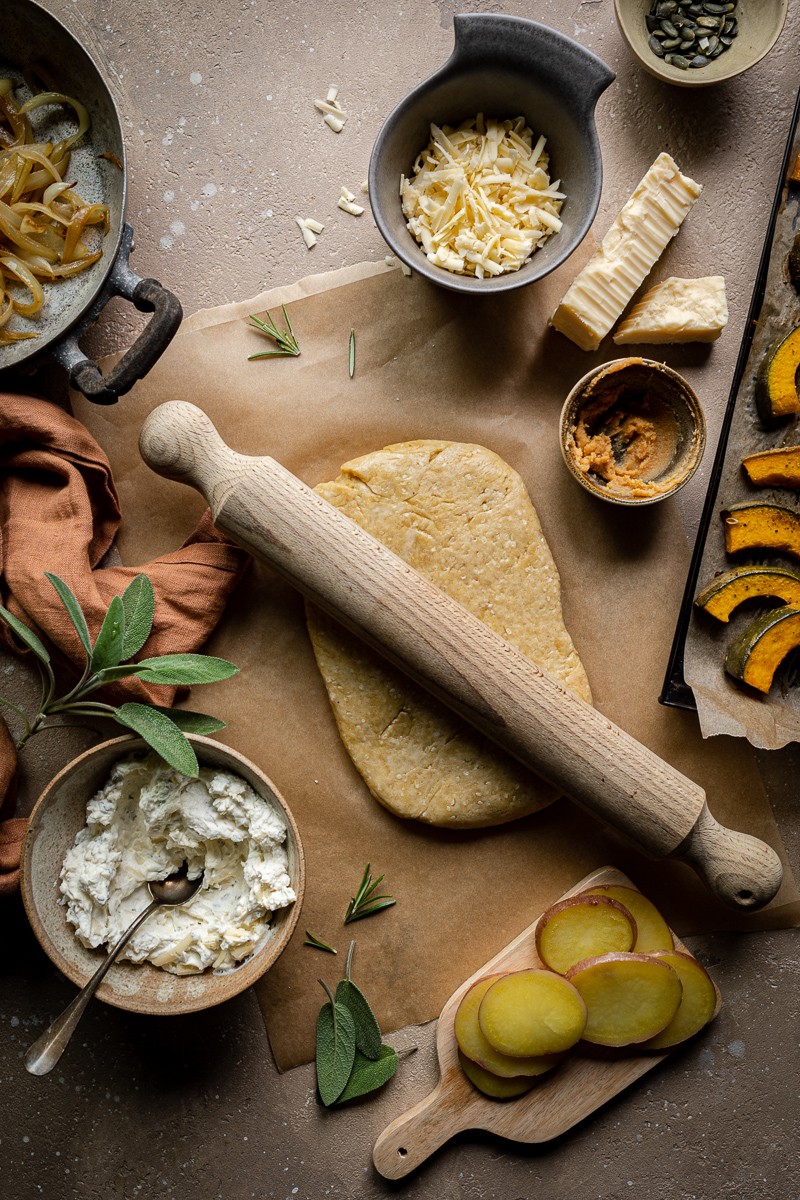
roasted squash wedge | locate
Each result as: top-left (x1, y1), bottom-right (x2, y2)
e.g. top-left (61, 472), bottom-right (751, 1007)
top-left (722, 501), bottom-right (800, 559)
top-left (788, 232), bottom-right (800, 292)
top-left (742, 445), bottom-right (800, 488)
top-left (755, 328), bottom-right (800, 425)
top-left (695, 564), bottom-right (800, 622)
top-left (725, 605), bottom-right (800, 693)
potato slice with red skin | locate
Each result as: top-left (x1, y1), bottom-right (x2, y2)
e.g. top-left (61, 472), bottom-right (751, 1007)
top-left (457, 1051), bottom-right (536, 1100)
top-left (535, 895), bottom-right (636, 975)
top-left (580, 885), bottom-right (673, 953)
top-left (455, 975), bottom-right (561, 1078)
top-left (641, 950), bottom-right (718, 1050)
top-left (479, 968), bottom-right (587, 1058)
top-left (566, 952), bottom-right (682, 1047)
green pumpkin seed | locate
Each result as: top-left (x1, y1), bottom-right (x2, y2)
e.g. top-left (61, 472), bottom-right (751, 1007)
top-left (660, 18), bottom-right (679, 35)
top-left (661, 36), bottom-right (681, 48)
top-left (680, 27), bottom-right (696, 41)
top-left (649, 33), bottom-right (667, 55)
top-left (688, 3), bottom-right (704, 13)
top-left (655, 0), bottom-right (677, 13)
top-left (719, 33), bottom-right (734, 45)
top-left (688, 53), bottom-right (709, 66)
top-left (703, 2), bottom-right (727, 12)
top-left (665, 53), bottom-right (691, 67)
top-left (696, 14), bottom-right (719, 26)
top-left (709, 44), bottom-right (724, 57)
top-left (678, 38), bottom-right (693, 49)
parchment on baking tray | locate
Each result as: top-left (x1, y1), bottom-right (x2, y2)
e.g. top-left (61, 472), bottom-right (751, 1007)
top-left (73, 259), bottom-right (798, 1071)
top-left (683, 141), bottom-right (800, 750)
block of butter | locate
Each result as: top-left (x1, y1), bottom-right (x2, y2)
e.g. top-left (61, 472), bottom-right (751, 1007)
top-left (550, 153), bottom-right (703, 351)
top-left (613, 276), bottom-right (728, 344)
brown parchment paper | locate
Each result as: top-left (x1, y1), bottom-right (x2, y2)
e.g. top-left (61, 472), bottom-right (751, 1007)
top-left (684, 131), bottom-right (800, 749)
top-left (73, 258), bottom-right (799, 1071)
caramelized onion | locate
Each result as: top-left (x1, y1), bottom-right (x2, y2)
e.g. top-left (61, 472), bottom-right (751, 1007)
top-left (0, 79), bottom-right (109, 346)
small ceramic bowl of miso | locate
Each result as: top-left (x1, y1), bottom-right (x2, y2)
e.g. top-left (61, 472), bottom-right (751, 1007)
top-left (559, 358), bottom-right (706, 506)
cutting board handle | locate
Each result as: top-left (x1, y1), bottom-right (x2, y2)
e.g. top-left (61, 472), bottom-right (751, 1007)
top-left (372, 1084), bottom-right (471, 1179)
top-left (139, 402), bottom-right (783, 912)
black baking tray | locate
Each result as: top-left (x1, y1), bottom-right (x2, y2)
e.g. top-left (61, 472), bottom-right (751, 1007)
top-left (660, 84), bottom-right (800, 711)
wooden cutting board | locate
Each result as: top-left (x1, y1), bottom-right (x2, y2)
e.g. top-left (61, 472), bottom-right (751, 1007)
top-left (372, 865), bottom-right (722, 1179)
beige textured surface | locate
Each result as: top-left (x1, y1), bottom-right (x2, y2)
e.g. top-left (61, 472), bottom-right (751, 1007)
top-left (2, 2), bottom-right (800, 1199)
top-left (307, 439), bottom-right (590, 827)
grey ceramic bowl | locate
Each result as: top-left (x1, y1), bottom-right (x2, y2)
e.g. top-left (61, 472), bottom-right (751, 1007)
top-left (615, 0), bottom-right (789, 88)
top-left (368, 13), bottom-right (615, 294)
top-left (21, 735), bottom-right (305, 1016)
top-left (560, 358), bottom-right (706, 506)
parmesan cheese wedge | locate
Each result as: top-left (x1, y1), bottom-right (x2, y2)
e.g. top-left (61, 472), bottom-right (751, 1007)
top-left (614, 276), bottom-right (728, 344)
top-left (550, 153), bottom-right (703, 351)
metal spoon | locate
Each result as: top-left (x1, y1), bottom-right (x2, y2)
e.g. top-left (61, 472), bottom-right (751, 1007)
top-left (25, 863), bottom-right (203, 1076)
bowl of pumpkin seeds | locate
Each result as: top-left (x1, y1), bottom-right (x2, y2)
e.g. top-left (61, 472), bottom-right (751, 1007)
top-left (614, 0), bottom-right (788, 87)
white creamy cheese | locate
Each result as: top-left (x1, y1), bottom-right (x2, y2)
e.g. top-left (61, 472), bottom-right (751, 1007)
top-left (613, 275), bottom-right (728, 344)
top-left (60, 756), bottom-right (296, 975)
top-left (550, 152), bottom-right (703, 351)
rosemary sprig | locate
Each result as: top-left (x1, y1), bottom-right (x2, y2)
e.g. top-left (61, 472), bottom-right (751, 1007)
top-left (247, 305), bottom-right (301, 359)
top-left (304, 930), bottom-right (337, 954)
top-left (344, 863), bottom-right (396, 924)
top-left (348, 327), bottom-right (355, 378)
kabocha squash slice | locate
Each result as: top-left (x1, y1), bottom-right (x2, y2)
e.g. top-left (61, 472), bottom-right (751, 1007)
top-left (725, 604), bottom-right (800, 693)
top-left (755, 328), bottom-right (800, 425)
top-left (695, 564), bottom-right (800, 622)
top-left (722, 501), bottom-right (800, 559)
top-left (742, 445), bottom-right (800, 488)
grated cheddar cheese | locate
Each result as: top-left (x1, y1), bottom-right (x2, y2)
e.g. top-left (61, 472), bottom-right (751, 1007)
top-left (400, 114), bottom-right (564, 278)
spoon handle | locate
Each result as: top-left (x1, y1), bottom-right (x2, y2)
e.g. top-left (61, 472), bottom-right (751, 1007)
top-left (25, 899), bottom-right (159, 1076)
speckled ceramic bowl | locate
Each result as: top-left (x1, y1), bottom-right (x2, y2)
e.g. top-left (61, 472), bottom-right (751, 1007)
top-left (368, 13), bottom-right (615, 294)
top-left (560, 358), bottom-right (706, 506)
top-left (614, 0), bottom-right (789, 88)
top-left (20, 735), bottom-right (305, 1015)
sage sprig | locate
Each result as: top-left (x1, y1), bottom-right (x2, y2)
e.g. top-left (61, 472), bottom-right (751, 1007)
top-left (315, 941), bottom-right (399, 1107)
top-left (0, 571), bottom-right (236, 777)
top-left (344, 862), bottom-right (396, 924)
top-left (247, 306), bottom-right (301, 359)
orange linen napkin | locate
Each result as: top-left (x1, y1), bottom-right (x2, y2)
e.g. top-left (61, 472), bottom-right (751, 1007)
top-left (0, 392), bottom-right (251, 893)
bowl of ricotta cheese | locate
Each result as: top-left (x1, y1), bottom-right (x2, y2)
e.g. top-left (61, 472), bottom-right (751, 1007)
top-left (21, 735), bottom-right (305, 1015)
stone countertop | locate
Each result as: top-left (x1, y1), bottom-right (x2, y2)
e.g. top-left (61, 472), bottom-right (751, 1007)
top-left (2, 2), bottom-right (800, 1197)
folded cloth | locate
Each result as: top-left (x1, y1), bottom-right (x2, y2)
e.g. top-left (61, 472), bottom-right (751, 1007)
top-left (0, 392), bottom-right (251, 892)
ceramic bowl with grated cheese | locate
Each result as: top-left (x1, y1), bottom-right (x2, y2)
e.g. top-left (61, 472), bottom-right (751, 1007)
top-left (20, 735), bottom-right (305, 1016)
top-left (368, 13), bottom-right (615, 293)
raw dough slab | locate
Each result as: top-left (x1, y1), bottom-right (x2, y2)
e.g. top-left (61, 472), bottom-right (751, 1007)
top-left (306, 439), bottom-right (591, 828)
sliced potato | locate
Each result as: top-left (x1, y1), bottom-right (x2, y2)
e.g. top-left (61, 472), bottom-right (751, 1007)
top-left (566, 952), bottom-right (683, 1047)
top-left (641, 950), bottom-right (719, 1050)
top-left (580, 885), bottom-right (673, 953)
top-left (457, 1051), bottom-right (536, 1100)
top-left (455, 975), bottom-right (561, 1078)
top-left (478, 968), bottom-right (587, 1058)
top-left (535, 895), bottom-right (636, 974)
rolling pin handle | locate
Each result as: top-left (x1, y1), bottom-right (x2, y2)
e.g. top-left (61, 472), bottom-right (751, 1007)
top-left (139, 400), bottom-right (235, 501)
top-left (675, 803), bottom-right (783, 911)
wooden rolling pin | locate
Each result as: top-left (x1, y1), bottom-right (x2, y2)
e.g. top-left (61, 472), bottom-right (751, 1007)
top-left (139, 402), bottom-right (783, 911)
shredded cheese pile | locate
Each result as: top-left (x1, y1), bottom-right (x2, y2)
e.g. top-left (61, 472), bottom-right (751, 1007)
top-left (400, 115), bottom-right (565, 278)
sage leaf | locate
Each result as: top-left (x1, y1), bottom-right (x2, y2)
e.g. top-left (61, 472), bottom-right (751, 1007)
top-left (133, 653), bottom-right (239, 686)
top-left (335, 1045), bottom-right (398, 1105)
top-left (316, 987), bottom-right (356, 1106)
top-left (45, 572), bottom-right (91, 658)
top-left (148, 706), bottom-right (226, 735)
top-left (91, 595), bottom-right (126, 672)
top-left (113, 702), bottom-right (199, 776)
top-left (120, 574), bottom-right (155, 659)
top-left (0, 605), bottom-right (50, 664)
top-left (335, 979), bottom-right (382, 1060)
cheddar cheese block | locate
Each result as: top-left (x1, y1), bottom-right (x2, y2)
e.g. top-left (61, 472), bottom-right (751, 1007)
top-left (551, 153), bottom-right (702, 352)
top-left (306, 440), bottom-right (591, 828)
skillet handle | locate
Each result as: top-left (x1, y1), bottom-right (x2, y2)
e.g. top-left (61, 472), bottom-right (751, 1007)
top-left (53, 224), bottom-right (183, 405)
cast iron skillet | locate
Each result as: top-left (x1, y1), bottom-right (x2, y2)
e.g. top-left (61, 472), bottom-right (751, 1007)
top-left (0, 0), bottom-right (182, 404)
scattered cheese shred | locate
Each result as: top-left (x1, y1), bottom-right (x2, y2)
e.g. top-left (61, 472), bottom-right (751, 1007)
top-left (384, 254), bottom-right (413, 276)
top-left (295, 216), bottom-right (320, 249)
top-left (338, 189), bottom-right (364, 216)
top-left (360, 179), bottom-right (369, 194)
top-left (400, 114), bottom-right (564, 278)
top-left (316, 84), bottom-right (347, 133)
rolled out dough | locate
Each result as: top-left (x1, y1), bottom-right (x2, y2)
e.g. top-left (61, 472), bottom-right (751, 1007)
top-left (306, 440), bottom-right (591, 828)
